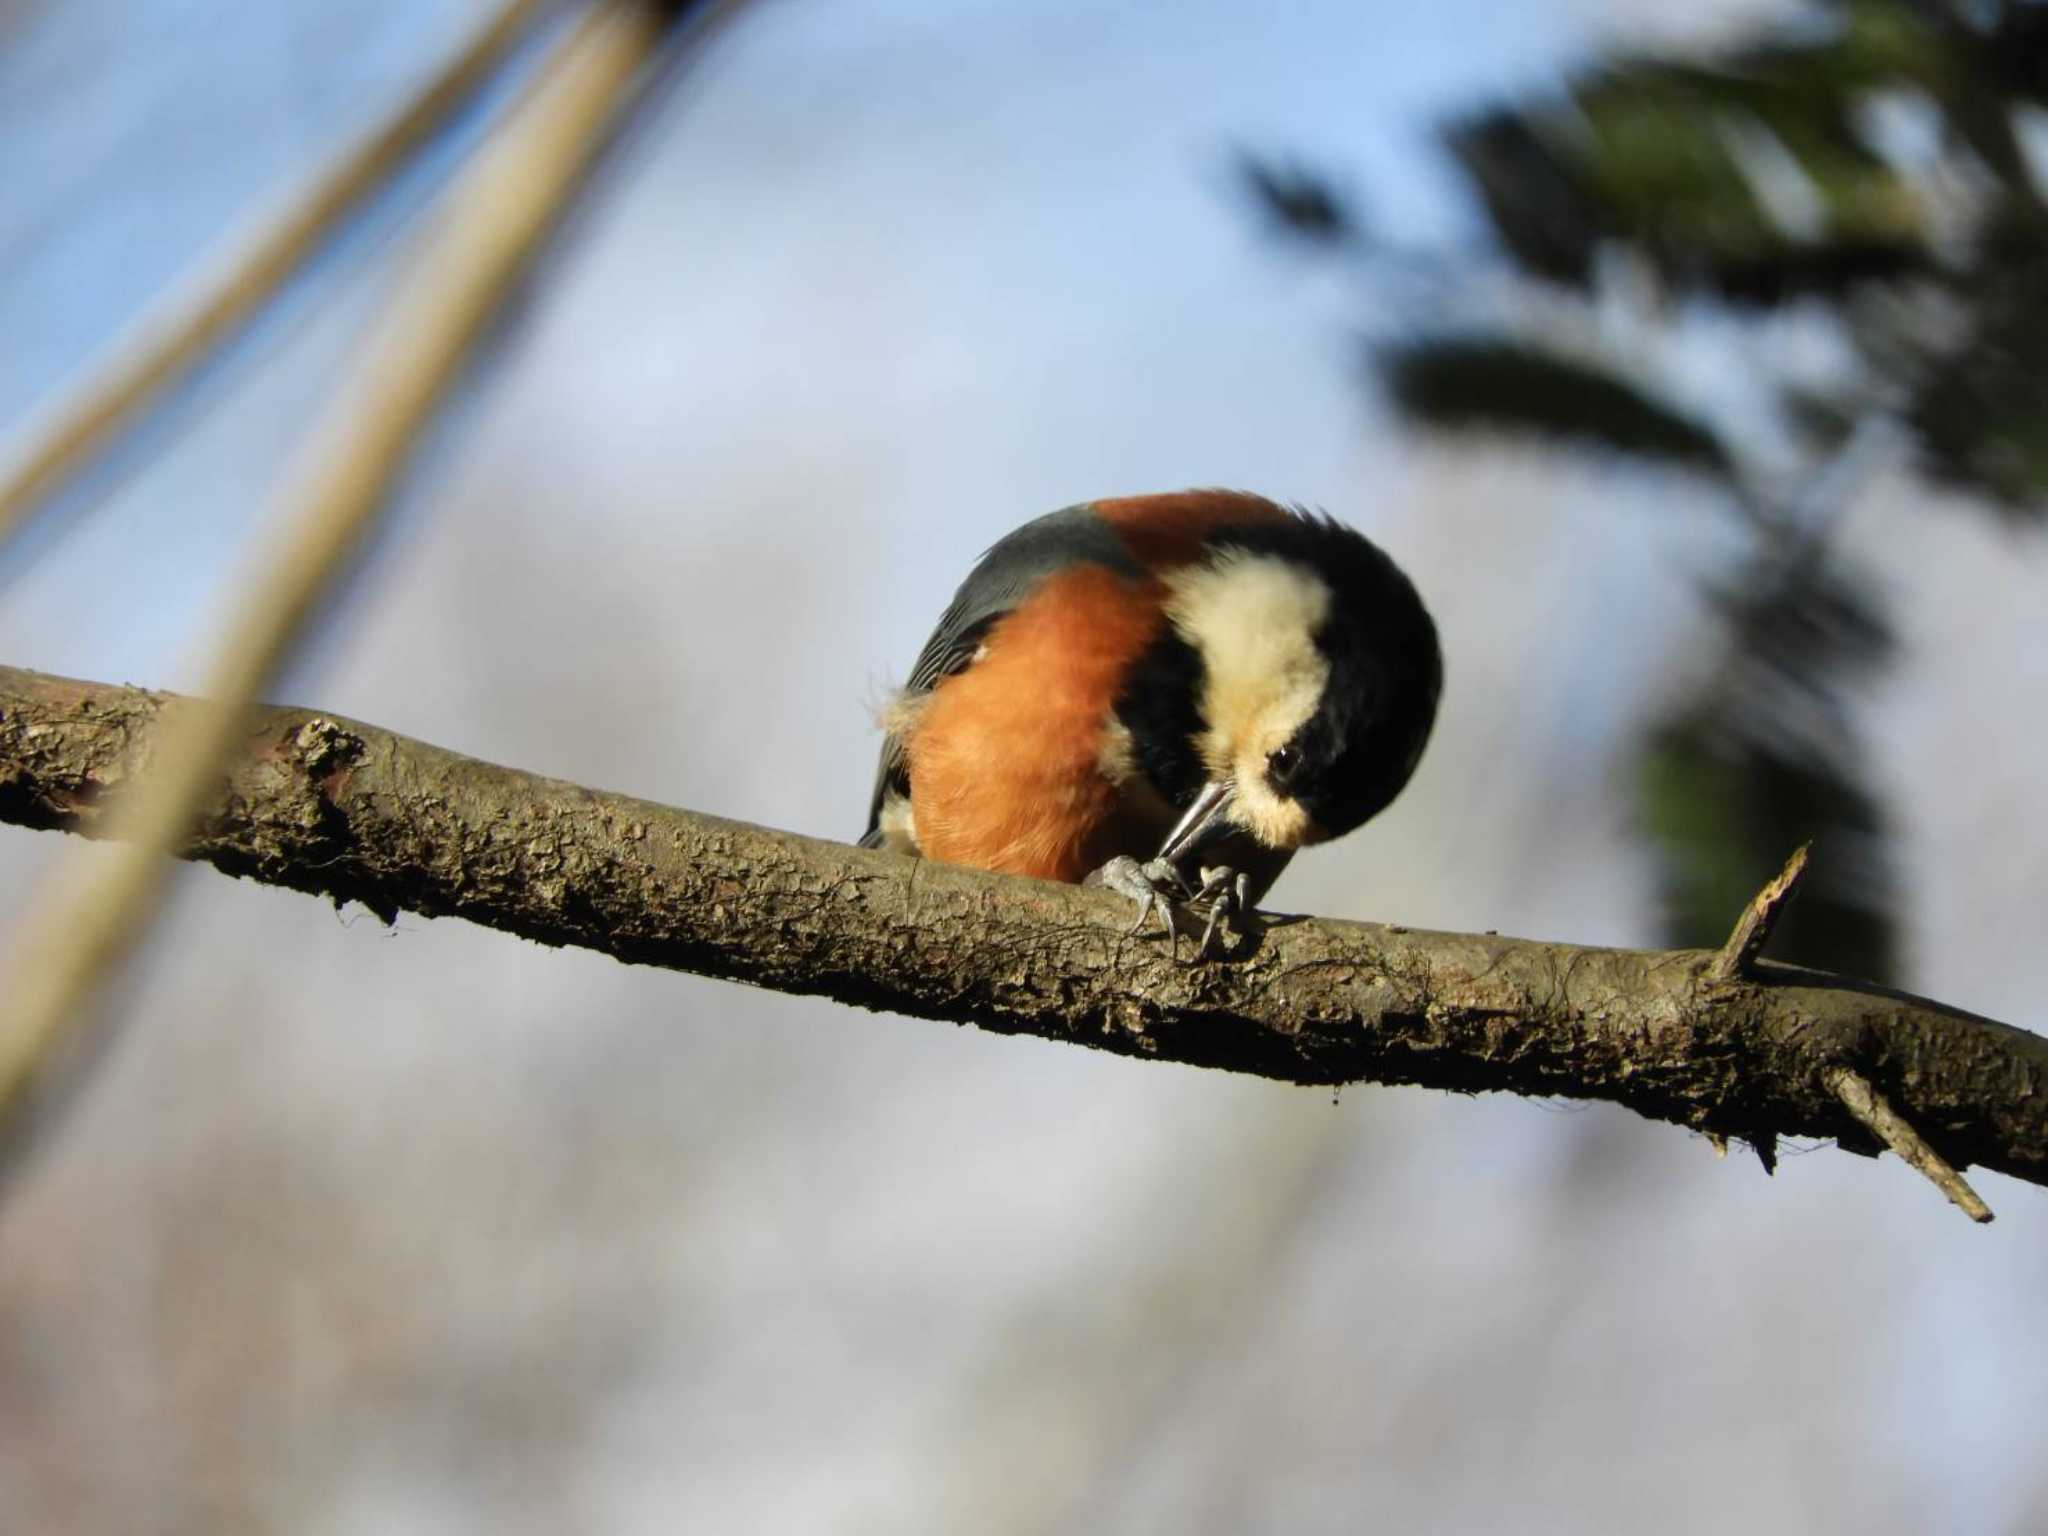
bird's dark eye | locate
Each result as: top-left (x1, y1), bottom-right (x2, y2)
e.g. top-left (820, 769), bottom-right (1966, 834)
top-left (1267, 743), bottom-right (1301, 789)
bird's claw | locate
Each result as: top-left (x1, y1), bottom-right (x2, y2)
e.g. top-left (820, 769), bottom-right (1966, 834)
top-left (1189, 864), bottom-right (1252, 957)
top-left (1094, 855), bottom-right (1192, 958)
top-left (1092, 856), bottom-right (1250, 961)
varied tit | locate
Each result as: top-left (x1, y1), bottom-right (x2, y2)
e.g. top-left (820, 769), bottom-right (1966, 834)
top-left (861, 489), bottom-right (1441, 951)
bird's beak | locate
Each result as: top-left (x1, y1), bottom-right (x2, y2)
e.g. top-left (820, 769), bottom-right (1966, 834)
top-left (1158, 779), bottom-right (1239, 867)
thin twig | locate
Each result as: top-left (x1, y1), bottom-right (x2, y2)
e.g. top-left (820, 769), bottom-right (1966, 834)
top-left (0, 2), bottom-right (683, 1166)
top-left (1825, 1065), bottom-right (1995, 1223)
top-left (0, 0), bottom-right (556, 555)
top-left (1709, 842), bottom-right (1810, 981)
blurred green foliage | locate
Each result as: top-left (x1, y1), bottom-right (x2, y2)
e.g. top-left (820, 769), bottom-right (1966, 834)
top-left (1380, 339), bottom-right (1734, 477)
top-left (1246, 0), bottom-right (2048, 980)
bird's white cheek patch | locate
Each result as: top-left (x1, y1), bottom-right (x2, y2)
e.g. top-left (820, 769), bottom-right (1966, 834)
top-left (1164, 551), bottom-right (1331, 787)
top-left (1231, 775), bottom-right (1313, 849)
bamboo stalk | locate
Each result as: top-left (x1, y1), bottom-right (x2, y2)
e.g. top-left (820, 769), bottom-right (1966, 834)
top-left (0, 0), bottom-right (556, 553)
top-left (0, 1), bottom-right (676, 1170)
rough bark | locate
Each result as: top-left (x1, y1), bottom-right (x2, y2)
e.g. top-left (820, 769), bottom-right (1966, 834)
top-left (2, 664), bottom-right (2042, 1207)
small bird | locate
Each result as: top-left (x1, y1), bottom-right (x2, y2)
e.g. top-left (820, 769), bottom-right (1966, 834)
top-left (861, 490), bottom-right (1441, 951)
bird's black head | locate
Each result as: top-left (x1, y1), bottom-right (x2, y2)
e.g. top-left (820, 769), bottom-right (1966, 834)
top-left (1119, 510), bottom-right (1441, 856)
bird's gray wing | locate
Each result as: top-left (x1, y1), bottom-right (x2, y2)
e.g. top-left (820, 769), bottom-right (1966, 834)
top-left (859, 505), bottom-right (1142, 847)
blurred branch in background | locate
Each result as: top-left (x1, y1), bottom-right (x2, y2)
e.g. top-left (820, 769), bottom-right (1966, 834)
top-left (1241, 0), bottom-right (2048, 988)
top-left (0, 0), bottom-right (558, 557)
top-left (0, 0), bottom-right (722, 1184)
top-left (2, 663), bottom-right (2040, 1219)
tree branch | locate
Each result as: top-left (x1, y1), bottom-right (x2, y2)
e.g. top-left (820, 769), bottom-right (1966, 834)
top-left (4, 663), bottom-right (2043, 1213)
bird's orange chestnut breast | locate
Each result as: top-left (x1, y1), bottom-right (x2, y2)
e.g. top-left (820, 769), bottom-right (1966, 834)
top-left (906, 562), bottom-right (1163, 881)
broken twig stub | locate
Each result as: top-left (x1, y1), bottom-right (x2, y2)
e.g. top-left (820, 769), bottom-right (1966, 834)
top-left (1710, 843), bottom-right (1810, 982)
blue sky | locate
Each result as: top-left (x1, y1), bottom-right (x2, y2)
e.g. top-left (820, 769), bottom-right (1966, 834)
top-left (0, 0), bottom-right (1592, 675)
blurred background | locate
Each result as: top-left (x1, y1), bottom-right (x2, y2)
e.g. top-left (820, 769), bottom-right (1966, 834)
top-left (3, 0), bottom-right (2047, 1530)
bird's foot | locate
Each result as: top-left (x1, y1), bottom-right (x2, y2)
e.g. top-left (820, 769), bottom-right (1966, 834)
top-left (1092, 855), bottom-right (1193, 958)
top-left (1187, 864), bottom-right (1253, 957)
top-left (1091, 856), bottom-right (1250, 960)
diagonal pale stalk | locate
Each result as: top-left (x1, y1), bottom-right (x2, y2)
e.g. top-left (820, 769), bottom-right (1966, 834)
top-left (0, 0), bottom-right (559, 555)
top-left (0, 2), bottom-right (674, 1156)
